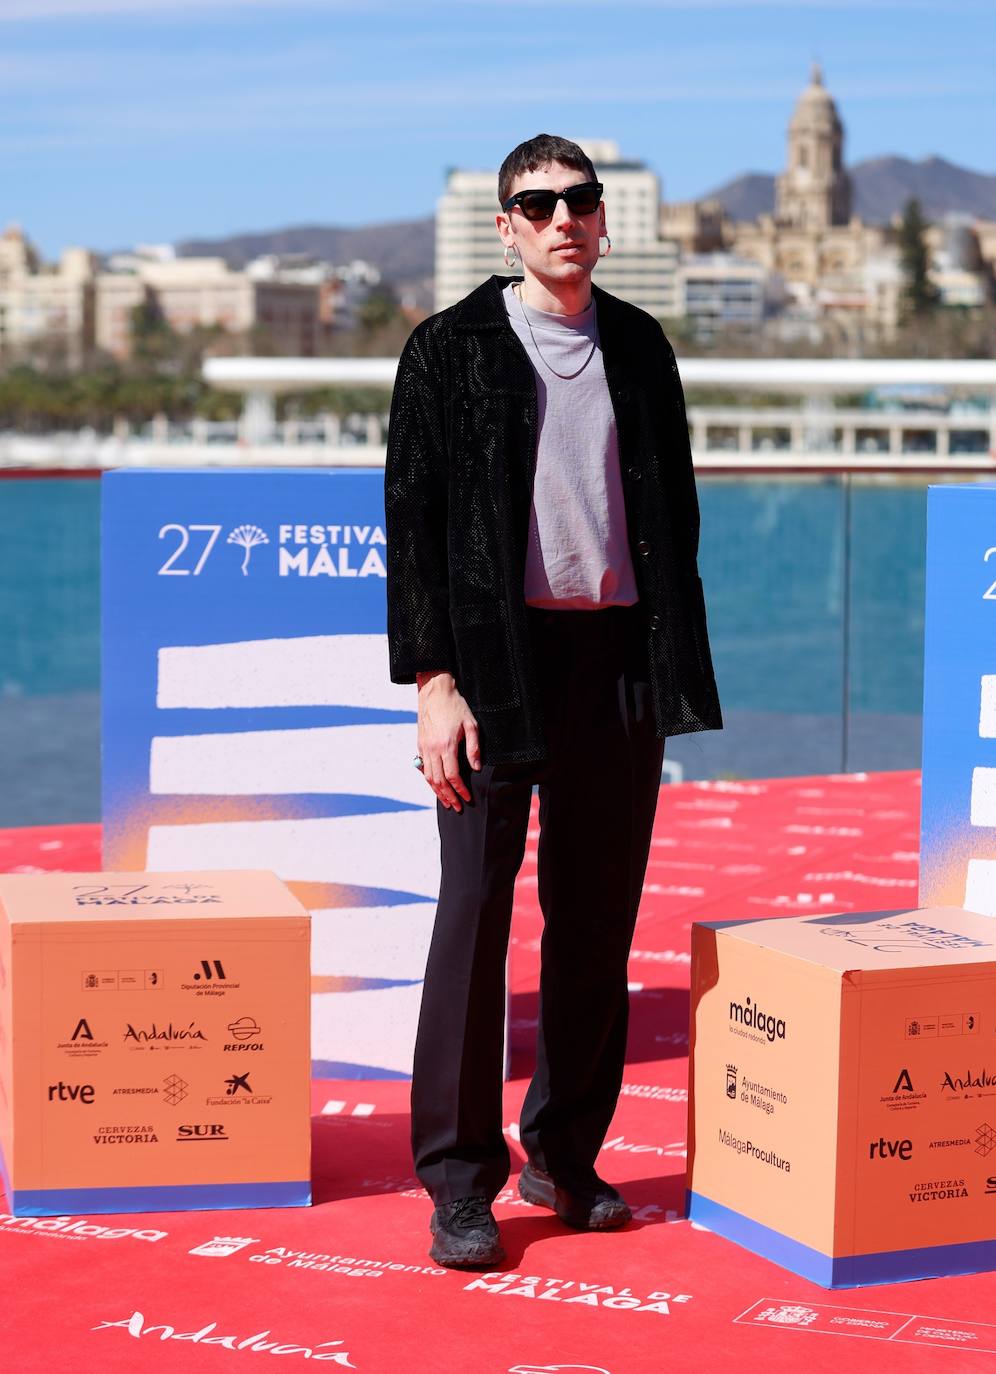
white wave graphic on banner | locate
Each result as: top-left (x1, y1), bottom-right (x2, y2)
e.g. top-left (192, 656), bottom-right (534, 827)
top-left (150, 632), bottom-right (441, 1077)
top-left (151, 723), bottom-right (428, 806)
top-left (147, 811), bottom-right (440, 895)
top-left (965, 860), bottom-right (996, 917)
top-left (313, 983), bottom-right (426, 1078)
top-left (311, 903), bottom-right (436, 981)
top-left (157, 634), bottom-right (413, 711)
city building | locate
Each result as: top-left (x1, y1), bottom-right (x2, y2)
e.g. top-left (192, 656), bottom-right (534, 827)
top-left (676, 253), bottom-right (778, 341)
top-left (0, 226), bottom-right (97, 368)
top-left (435, 139), bottom-right (680, 319)
top-left (0, 229), bottom-right (326, 365)
top-left (95, 247), bottom-right (323, 359)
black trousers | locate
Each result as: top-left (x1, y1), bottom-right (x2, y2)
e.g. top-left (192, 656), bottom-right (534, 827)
top-left (410, 602), bottom-right (666, 1204)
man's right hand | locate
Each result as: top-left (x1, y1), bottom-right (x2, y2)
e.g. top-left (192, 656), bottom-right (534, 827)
top-left (415, 671), bottom-right (481, 812)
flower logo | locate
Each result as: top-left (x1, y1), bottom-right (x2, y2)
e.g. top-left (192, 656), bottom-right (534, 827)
top-left (227, 524), bottom-right (269, 575)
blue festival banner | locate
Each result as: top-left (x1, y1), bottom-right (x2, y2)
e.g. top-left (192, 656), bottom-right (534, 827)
top-left (920, 482), bottom-right (996, 915)
top-left (102, 468), bottom-right (438, 1078)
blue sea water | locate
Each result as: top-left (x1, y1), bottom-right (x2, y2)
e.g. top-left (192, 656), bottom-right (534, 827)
top-left (0, 472), bottom-right (929, 824)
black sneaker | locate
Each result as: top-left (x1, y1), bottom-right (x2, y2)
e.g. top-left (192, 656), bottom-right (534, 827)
top-left (517, 1162), bottom-right (632, 1231)
top-left (429, 1195), bottom-right (505, 1269)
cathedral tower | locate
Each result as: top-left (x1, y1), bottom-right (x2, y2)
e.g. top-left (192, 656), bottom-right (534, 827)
top-left (775, 62), bottom-right (852, 229)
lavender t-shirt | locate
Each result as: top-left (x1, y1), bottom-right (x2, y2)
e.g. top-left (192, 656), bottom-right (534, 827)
top-left (502, 281), bottom-right (638, 610)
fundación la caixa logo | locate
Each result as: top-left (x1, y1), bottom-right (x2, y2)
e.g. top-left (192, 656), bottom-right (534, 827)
top-left (157, 521), bottom-right (386, 579)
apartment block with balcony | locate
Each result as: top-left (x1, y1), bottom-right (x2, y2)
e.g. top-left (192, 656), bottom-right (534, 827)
top-left (435, 139), bottom-right (679, 320)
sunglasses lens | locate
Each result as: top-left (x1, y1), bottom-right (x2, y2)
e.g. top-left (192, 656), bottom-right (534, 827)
top-left (565, 186), bottom-right (602, 215)
top-left (519, 192), bottom-right (558, 221)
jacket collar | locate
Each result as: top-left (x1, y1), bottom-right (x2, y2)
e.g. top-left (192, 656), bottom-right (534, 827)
top-left (451, 272), bottom-right (620, 335)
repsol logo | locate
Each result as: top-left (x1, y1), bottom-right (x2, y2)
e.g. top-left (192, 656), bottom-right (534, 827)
top-left (729, 996), bottom-right (786, 1043)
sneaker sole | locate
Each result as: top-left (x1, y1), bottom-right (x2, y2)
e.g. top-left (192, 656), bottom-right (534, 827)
top-left (517, 1168), bottom-right (632, 1231)
top-left (429, 1213), bottom-right (505, 1269)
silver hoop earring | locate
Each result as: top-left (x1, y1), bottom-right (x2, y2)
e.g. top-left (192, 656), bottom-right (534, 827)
top-left (599, 235), bottom-right (612, 258)
top-left (503, 244), bottom-right (519, 269)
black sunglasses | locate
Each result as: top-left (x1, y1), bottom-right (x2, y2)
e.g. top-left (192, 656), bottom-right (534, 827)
top-left (501, 181), bottom-right (604, 222)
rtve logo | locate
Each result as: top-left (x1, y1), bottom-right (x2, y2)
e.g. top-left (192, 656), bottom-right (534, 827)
top-left (869, 1136), bottom-right (913, 1160)
top-left (47, 1081), bottom-right (95, 1104)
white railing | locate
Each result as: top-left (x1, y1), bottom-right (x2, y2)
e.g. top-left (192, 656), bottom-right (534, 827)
top-left (2, 356), bottom-right (994, 472)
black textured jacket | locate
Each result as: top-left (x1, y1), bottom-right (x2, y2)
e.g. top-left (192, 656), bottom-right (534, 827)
top-left (384, 272), bottom-right (722, 764)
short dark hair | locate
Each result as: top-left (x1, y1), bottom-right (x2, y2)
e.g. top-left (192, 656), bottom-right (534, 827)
top-left (498, 134), bottom-right (597, 208)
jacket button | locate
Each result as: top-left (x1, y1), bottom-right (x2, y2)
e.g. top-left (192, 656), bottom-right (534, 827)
top-left (627, 466), bottom-right (642, 481)
top-left (637, 540), bottom-right (652, 557)
top-left (649, 613), bottom-right (662, 630)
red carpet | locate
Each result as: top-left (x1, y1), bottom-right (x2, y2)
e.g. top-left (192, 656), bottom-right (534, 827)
top-left (6, 772), bottom-right (996, 1371)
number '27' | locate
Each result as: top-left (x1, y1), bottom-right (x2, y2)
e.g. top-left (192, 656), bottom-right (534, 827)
top-left (158, 524), bottom-right (222, 575)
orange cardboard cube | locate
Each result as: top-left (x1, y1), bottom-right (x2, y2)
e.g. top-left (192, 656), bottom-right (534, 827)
top-left (0, 870), bottom-right (311, 1216)
top-left (687, 907), bottom-right (996, 1286)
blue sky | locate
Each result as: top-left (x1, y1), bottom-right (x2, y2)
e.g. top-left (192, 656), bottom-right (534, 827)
top-left (4, 0), bottom-right (994, 259)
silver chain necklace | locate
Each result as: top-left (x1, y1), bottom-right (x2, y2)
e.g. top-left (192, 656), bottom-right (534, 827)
top-left (513, 282), bottom-right (599, 380)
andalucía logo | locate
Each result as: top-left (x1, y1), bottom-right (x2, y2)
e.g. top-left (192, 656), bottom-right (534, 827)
top-left (90, 1312), bottom-right (355, 1364)
top-left (57, 1018), bottom-right (109, 1056)
top-left (941, 1067), bottom-right (996, 1095)
top-left (124, 1020), bottom-right (207, 1046)
top-left (880, 1068), bottom-right (926, 1111)
top-left (729, 995), bottom-right (786, 1043)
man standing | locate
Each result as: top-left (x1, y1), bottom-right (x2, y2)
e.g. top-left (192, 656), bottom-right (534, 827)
top-left (385, 134), bottom-right (721, 1268)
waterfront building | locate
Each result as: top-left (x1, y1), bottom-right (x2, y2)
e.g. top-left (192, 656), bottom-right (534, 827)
top-left (435, 139), bottom-right (679, 319)
top-left (95, 248), bottom-right (322, 359)
top-left (0, 226), bottom-right (97, 368)
top-left (665, 64), bottom-right (994, 342)
top-left (676, 253), bottom-right (777, 342)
